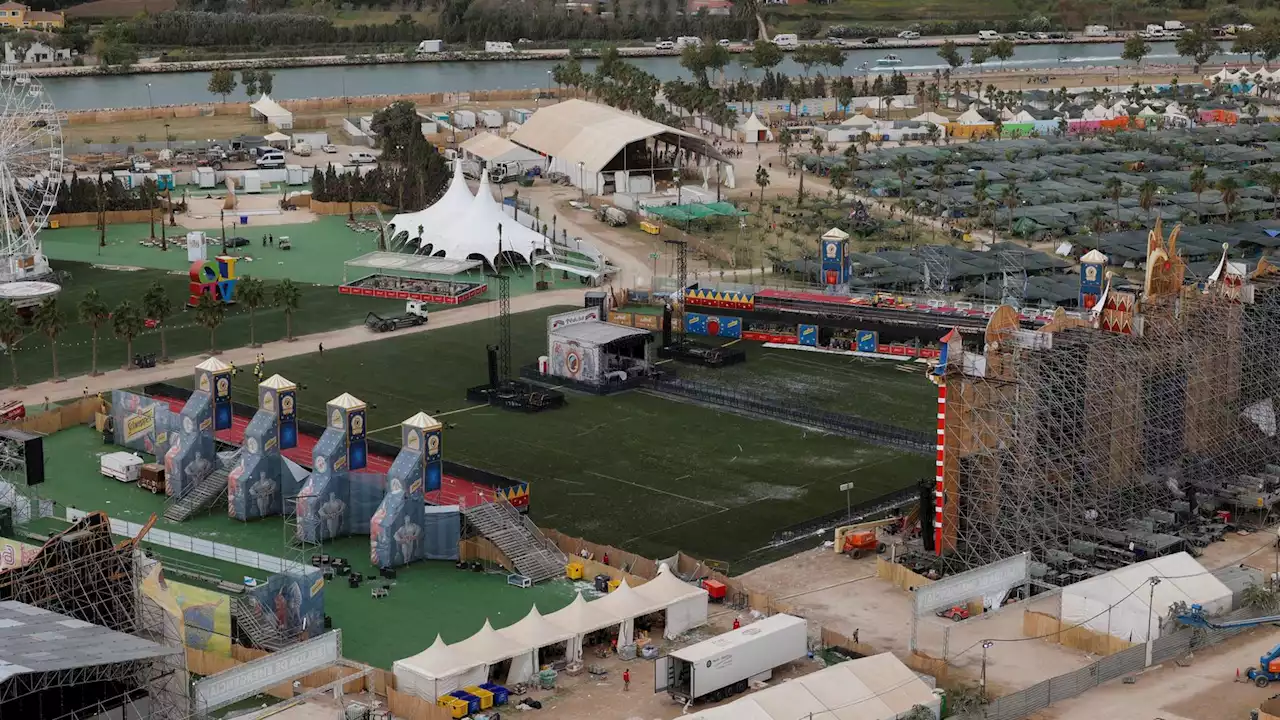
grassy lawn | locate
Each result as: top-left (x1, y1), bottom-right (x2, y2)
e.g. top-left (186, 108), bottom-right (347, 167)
top-left (28, 425), bottom-right (579, 669)
top-left (161, 304), bottom-right (929, 568)
top-left (678, 343), bottom-right (937, 431)
top-left (67, 113), bottom-right (334, 144)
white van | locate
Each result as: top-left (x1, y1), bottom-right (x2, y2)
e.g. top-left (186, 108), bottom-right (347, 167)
top-left (656, 40), bottom-right (675, 50)
top-left (484, 41), bottom-right (514, 53)
top-left (977, 30), bottom-right (1000, 40)
top-left (773, 33), bottom-right (799, 47)
top-left (675, 36), bottom-right (702, 49)
top-left (256, 150), bottom-right (286, 169)
top-left (347, 151), bottom-right (376, 165)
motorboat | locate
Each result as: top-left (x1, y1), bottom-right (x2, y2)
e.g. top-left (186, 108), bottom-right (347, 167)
top-left (876, 54), bottom-right (903, 65)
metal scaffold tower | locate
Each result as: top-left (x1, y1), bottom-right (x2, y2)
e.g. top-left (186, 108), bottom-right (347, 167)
top-left (665, 238), bottom-right (688, 344)
top-left (919, 245), bottom-right (951, 298)
top-left (495, 272), bottom-right (512, 384)
top-left (997, 244), bottom-right (1027, 309)
top-left (936, 272), bottom-right (1280, 571)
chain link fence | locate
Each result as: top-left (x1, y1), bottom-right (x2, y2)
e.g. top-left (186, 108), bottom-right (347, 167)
top-left (967, 605), bottom-right (1270, 720)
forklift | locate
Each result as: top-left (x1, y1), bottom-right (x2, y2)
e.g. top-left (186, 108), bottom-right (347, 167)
top-left (1178, 604), bottom-right (1280, 687)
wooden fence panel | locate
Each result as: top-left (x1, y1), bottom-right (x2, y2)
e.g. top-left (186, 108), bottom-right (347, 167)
top-left (387, 687), bottom-right (453, 720)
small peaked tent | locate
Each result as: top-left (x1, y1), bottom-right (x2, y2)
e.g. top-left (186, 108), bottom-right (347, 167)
top-left (392, 634), bottom-right (485, 699)
top-left (956, 105), bottom-right (988, 124)
top-left (546, 592), bottom-right (620, 662)
top-left (844, 113), bottom-right (877, 127)
top-left (740, 113), bottom-right (773, 143)
top-left (633, 563), bottom-right (709, 638)
top-left (249, 93), bottom-right (293, 129)
top-left (593, 579), bottom-right (661, 647)
top-left (912, 111), bottom-right (950, 125)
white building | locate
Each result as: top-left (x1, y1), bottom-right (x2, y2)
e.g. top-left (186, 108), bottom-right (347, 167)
top-left (4, 41), bottom-right (71, 64)
top-left (510, 99), bottom-right (731, 196)
top-left (459, 132), bottom-right (544, 169)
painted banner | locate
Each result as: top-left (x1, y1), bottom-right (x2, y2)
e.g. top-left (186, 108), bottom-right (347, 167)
top-left (278, 389), bottom-right (297, 450)
top-left (547, 307), bottom-right (600, 332)
top-left (170, 580), bottom-right (232, 656)
top-left (856, 330), bottom-right (879, 353)
top-left (124, 405), bottom-right (156, 443)
top-left (798, 324), bottom-right (818, 346)
top-left (0, 538), bottom-right (39, 571)
top-left (348, 408), bottom-right (367, 471)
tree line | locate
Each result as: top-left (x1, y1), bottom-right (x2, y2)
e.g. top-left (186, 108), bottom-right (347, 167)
top-left (0, 277), bottom-right (305, 387)
top-left (53, 174), bottom-right (160, 214)
top-left (121, 2), bottom-right (750, 49)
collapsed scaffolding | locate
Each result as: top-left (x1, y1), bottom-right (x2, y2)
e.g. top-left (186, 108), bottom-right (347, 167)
top-left (0, 512), bottom-right (189, 720)
top-left (933, 221), bottom-right (1280, 574)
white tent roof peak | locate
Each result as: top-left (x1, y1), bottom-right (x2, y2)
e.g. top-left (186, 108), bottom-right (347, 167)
top-left (259, 374), bottom-right (296, 390)
top-left (196, 357), bottom-right (230, 372)
top-left (1081, 249), bottom-right (1108, 264)
top-left (327, 392), bottom-right (364, 409)
top-left (402, 411), bottom-right (441, 430)
top-left (821, 227), bottom-right (850, 241)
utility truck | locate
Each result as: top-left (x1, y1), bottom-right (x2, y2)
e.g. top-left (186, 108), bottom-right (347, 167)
top-left (655, 614), bottom-right (808, 704)
top-left (365, 301), bottom-right (430, 333)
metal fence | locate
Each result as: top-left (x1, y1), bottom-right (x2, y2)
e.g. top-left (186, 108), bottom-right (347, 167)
top-left (648, 376), bottom-right (934, 455)
top-left (972, 605), bottom-right (1270, 720)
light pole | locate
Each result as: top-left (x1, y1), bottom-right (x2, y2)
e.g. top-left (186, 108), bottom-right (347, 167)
top-left (546, 69), bottom-right (552, 100)
top-left (164, 122), bottom-right (171, 153)
top-left (146, 82), bottom-right (153, 116)
top-left (1145, 576), bottom-right (1161, 667)
top-left (577, 160), bottom-right (585, 201)
top-left (980, 641), bottom-right (994, 695)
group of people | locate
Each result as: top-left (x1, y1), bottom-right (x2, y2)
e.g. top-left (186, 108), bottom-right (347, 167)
top-left (228, 353), bottom-right (269, 384)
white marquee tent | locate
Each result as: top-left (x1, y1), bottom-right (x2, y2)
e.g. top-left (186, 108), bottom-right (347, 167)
top-left (250, 94), bottom-right (293, 130)
top-left (1059, 552), bottom-right (1232, 643)
top-left (684, 652), bottom-right (941, 720)
top-left (740, 113), bottom-right (773, 144)
top-left (386, 163), bottom-right (549, 268)
top-left (392, 564), bottom-right (708, 700)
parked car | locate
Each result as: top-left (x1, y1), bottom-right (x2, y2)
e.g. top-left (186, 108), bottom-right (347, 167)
top-left (656, 40), bottom-right (674, 50)
top-left (717, 38), bottom-right (731, 46)
top-left (897, 30), bottom-right (920, 39)
top-left (1033, 31), bottom-right (1050, 39)
top-left (862, 36), bottom-right (880, 44)
top-left (226, 236), bottom-right (251, 248)
top-left (130, 156), bottom-right (151, 172)
top-left (936, 606), bottom-right (970, 622)
top-left (321, 143), bottom-right (338, 154)
top-left (347, 151), bottom-right (376, 165)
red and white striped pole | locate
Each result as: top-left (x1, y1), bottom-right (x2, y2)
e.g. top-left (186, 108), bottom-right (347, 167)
top-left (935, 381), bottom-right (947, 555)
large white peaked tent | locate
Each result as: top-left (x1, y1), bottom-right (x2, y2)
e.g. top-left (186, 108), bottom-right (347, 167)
top-left (1059, 552), bottom-right (1231, 643)
top-left (684, 652), bottom-right (941, 720)
top-left (386, 163), bottom-right (550, 269)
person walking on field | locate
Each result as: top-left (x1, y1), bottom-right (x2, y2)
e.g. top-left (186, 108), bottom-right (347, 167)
top-left (622, 669), bottom-right (630, 691)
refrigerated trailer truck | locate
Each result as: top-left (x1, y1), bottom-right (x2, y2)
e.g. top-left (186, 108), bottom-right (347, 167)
top-left (655, 614), bottom-right (808, 704)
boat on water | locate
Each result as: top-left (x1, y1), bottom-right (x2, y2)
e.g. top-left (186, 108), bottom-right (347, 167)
top-left (876, 54), bottom-right (902, 66)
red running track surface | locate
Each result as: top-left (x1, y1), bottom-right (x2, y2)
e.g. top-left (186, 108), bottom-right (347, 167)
top-left (152, 397), bottom-right (492, 508)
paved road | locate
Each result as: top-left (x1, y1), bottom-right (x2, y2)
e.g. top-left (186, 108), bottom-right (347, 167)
top-left (8, 288), bottom-right (584, 407)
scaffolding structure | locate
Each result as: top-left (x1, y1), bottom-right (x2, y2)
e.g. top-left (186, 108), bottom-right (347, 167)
top-left (935, 223), bottom-right (1280, 571)
top-left (0, 512), bottom-right (189, 720)
top-left (919, 245), bottom-right (951, 299)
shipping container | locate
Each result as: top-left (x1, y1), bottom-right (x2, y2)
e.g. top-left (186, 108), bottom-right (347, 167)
top-left (453, 110), bottom-right (477, 129)
top-left (479, 110), bottom-right (504, 128)
top-left (654, 614), bottom-right (807, 704)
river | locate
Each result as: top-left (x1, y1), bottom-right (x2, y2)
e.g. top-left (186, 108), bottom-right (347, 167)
top-left (40, 40), bottom-right (1241, 111)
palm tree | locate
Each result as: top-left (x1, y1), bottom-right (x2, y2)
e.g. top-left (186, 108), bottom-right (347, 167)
top-left (1266, 171), bottom-right (1280, 219)
top-left (273, 278), bottom-right (301, 341)
top-left (139, 178), bottom-right (158, 240)
top-left (238, 277), bottom-right (267, 348)
top-left (195, 293), bottom-right (225, 353)
top-left (755, 166), bottom-right (770, 211)
top-left (33, 297), bottom-right (65, 382)
top-left (1000, 177), bottom-right (1021, 237)
top-left (1218, 176), bottom-right (1240, 222)
top-left (77, 288), bottom-right (109, 376)
top-left (1105, 177), bottom-right (1126, 230)
top-left (1190, 167), bottom-right (1208, 213)
top-left (142, 282), bottom-right (174, 363)
top-left (1088, 205), bottom-right (1109, 233)
top-left (0, 300), bottom-right (22, 387)
top-left (1138, 179), bottom-right (1159, 224)
top-left (112, 300), bottom-right (145, 369)
top-left (829, 164), bottom-right (849, 203)
top-left (891, 154), bottom-right (913, 202)
top-left (777, 127), bottom-right (794, 162)
top-left (972, 170), bottom-right (990, 225)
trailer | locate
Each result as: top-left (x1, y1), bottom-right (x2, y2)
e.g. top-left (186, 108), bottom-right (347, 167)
top-left (416, 39), bottom-right (444, 54)
top-left (365, 301), bottom-right (430, 332)
top-left (453, 110), bottom-right (477, 129)
top-left (101, 451), bottom-right (145, 483)
top-left (485, 41), bottom-right (515, 53)
top-left (655, 614), bottom-right (808, 704)
top-left (479, 110), bottom-right (503, 129)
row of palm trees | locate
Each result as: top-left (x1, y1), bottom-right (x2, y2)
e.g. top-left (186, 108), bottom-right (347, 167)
top-left (0, 277), bottom-right (303, 388)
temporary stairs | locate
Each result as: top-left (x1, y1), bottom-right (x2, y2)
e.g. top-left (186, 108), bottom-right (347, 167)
top-left (163, 450), bottom-right (241, 523)
top-left (230, 595), bottom-right (285, 651)
top-left (462, 498), bottom-right (567, 583)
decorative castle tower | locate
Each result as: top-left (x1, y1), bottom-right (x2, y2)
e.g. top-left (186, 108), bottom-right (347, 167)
top-left (165, 358), bottom-right (224, 497)
top-left (296, 393), bottom-right (366, 543)
top-left (371, 412), bottom-right (438, 568)
top-left (228, 374), bottom-right (300, 521)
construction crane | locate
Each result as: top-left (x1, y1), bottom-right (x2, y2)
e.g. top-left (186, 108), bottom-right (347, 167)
top-left (1177, 604), bottom-right (1280, 686)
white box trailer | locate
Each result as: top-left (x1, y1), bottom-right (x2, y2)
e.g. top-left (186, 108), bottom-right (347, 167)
top-left (485, 41), bottom-right (515, 53)
top-left (416, 39), bottom-right (443, 54)
top-left (101, 452), bottom-right (144, 483)
top-left (453, 110), bottom-right (476, 129)
top-left (655, 613), bottom-right (807, 704)
top-left (196, 167), bottom-right (217, 189)
top-left (479, 110), bottom-right (503, 128)
top-left (241, 170), bottom-right (263, 193)
top-left (292, 131), bottom-right (329, 148)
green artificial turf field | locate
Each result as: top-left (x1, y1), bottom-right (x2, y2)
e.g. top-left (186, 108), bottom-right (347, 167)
top-left (678, 343), bottom-right (939, 431)
top-left (28, 425), bottom-right (579, 668)
top-left (162, 304), bottom-right (930, 568)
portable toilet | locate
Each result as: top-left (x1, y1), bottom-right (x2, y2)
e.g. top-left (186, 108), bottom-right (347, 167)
top-left (112, 170), bottom-right (134, 189)
top-left (196, 167), bottom-right (217, 189)
top-left (286, 164), bottom-right (306, 185)
top-left (432, 111), bottom-right (450, 124)
top-left (511, 108), bottom-right (533, 124)
top-left (155, 169), bottom-right (175, 191)
top-left (242, 170), bottom-right (262, 194)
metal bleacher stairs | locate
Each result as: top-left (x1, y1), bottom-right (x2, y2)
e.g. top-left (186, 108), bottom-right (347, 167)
top-left (230, 594), bottom-right (286, 651)
top-left (462, 498), bottom-right (567, 583)
top-left (163, 450), bottom-right (241, 523)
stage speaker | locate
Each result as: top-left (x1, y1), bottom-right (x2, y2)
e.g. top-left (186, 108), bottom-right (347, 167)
top-left (486, 345), bottom-right (499, 388)
top-left (662, 305), bottom-right (672, 347)
top-left (0, 430), bottom-right (43, 486)
top-left (918, 480), bottom-right (936, 554)
top-left (0, 507), bottom-right (12, 538)
top-left (380, 567), bottom-right (397, 580)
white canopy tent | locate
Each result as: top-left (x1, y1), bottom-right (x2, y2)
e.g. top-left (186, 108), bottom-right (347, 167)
top-left (386, 166), bottom-right (550, 269)
top-left (250, 94), bottom-right (293, 130)
top-left (956, 105), bottom-right (988, 125)
top-left (545, 592), bottom-right (622, 663)
top-left (391, 634), bottom-right (486, 700)
top-left (460, 132), bottom-right (544, 166)
top-left (592, 579), bottom-right (661, 647)
top-left (633, 564), bottom-right (710, 639)
top-left (740, 113), bottom-right (774, 144)
top-left (911, 111), bottom-right (950, 125)
top-left (684, 652), bottom-right (940, 720)
top-left (1059, 552), bottom-right (1231, 643)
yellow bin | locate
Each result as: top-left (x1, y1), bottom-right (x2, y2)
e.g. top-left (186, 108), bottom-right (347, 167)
top-left (565, 561), bottom-right (584, 580)
top-left (49, 219), bottom-right (59, 229)
top-left (640, 220), bottom-right (660, 235)
top-left (436, 696), bottom-right (468, 719)
top-left (465, 686), bottom-right (495, 710)
top-left (608, 578), bottom-right (621, 592)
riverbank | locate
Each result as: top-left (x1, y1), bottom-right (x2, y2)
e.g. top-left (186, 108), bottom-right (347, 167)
top-left (27, 32), bottom-right (1167, 79)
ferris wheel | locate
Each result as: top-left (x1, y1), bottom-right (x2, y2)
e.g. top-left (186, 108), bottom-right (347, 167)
top-left (0, 64), bottom-right (62, 284)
